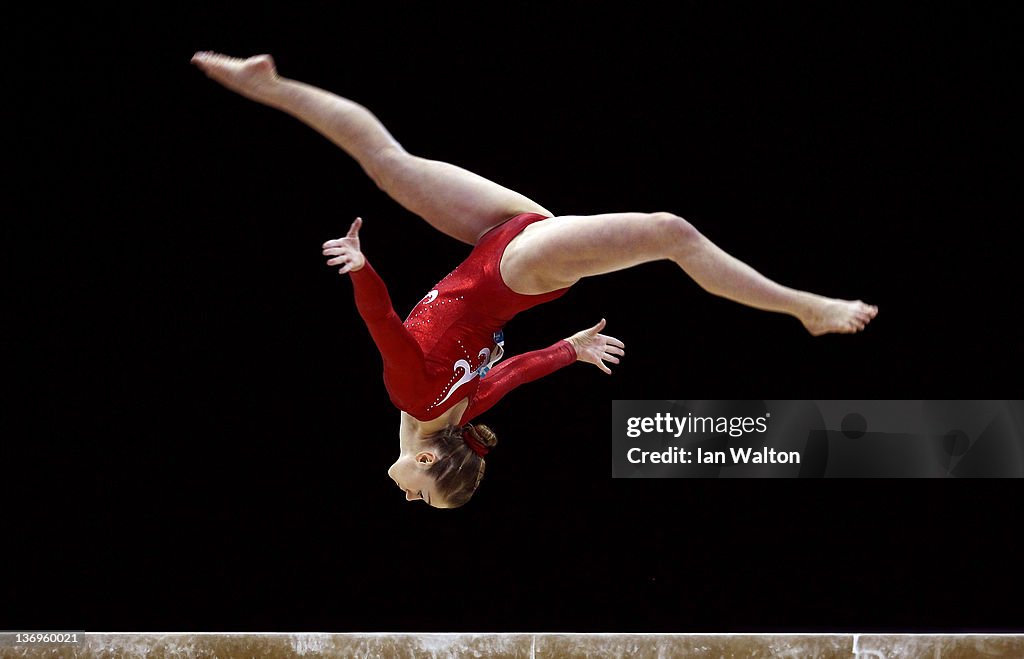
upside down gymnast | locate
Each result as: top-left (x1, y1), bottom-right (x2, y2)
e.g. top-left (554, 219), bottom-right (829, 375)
top-left (192, 51), bottom-right (878, 508)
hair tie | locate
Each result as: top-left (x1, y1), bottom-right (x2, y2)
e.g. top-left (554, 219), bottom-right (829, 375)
top-left (462, 425), bottom-right (489, 457)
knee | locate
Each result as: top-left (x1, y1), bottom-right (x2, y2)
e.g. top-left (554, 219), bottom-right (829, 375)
top-left (365, 146), bottom-right (408, 191)
top-left (650, 212), bottom-right (700, 251)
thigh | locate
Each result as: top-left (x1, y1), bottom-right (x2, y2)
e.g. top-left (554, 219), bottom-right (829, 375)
top-left (500, 212), bottom-right (680, 295)
top-left (373, 149), bottom-right (552, 245)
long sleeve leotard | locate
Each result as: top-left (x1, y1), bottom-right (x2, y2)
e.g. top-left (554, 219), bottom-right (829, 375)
top-left (347, 213), bottom-right (574, 423)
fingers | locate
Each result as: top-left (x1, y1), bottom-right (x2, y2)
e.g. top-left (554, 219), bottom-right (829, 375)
top-left (336, 255), bottom-right (365, 274)
top-left (603, 353), bottom-right (621, 365)
top-left (599, 334), bottom-right (625, 349)
top-left (589, 318), bottom-right (607, 334)
top-left (327, 254), bottom-right (364, 270)
top-left (324, 246), bottom-right (354, 266)
top-left (605, 345), bottom-right (625, 357)
top-left (322, 217), bottom-right (363, 249)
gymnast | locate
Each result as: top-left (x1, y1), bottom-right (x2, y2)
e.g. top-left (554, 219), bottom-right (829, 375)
top-left (191, 52), bottom-right (877, 508)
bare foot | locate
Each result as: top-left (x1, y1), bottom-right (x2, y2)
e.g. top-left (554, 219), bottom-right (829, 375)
top-left (191, 51), bottom-right (280, 102)
top-left (800, 297), bottom-right (878, 336)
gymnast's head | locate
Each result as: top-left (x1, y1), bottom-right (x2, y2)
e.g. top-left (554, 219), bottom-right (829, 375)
top-left (387, 423), bottom-right (497, 509)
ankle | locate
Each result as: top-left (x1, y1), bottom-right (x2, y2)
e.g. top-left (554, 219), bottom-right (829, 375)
top-left (248, 75), bottom-right (284, 104)
top-left (264, 77), bottom-right (310, 110)
top-left (788, 290), bottom-right (820, 320)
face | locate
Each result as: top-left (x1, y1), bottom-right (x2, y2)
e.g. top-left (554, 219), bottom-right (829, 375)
top-left (387, 452), bottom-right (449, 508)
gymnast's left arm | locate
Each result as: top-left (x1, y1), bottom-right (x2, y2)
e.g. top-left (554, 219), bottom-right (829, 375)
top-left (563, 318), bottom-right (625, 375)
top-left (463, 319), bottom-right (625, 420)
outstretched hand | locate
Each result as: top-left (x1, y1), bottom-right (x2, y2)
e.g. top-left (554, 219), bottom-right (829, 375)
top-left (322, 217), bottom-right (366, 274)
top-left (564, 319), bottom-right (625, 375)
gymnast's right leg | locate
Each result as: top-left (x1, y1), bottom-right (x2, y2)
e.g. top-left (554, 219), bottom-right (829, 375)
top-left (501, 212), bottom-right (878, 335)
top-left (191, 52), bottom-right (550, 245)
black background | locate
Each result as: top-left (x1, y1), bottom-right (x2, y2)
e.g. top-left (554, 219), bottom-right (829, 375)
top-left (7, 3), bottom-right (1022, 632)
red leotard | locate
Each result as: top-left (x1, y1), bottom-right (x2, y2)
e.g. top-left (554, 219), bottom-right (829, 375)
top-left (349, 212), bottom-right (576, 423)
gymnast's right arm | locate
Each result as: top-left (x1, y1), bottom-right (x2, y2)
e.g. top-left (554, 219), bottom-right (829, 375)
top-left (322, 218), bottom-right (429, 409)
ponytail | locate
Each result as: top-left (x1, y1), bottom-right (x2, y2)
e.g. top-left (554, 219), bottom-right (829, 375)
top-left (462, 423), bottom-right (498, 456)
top-left (423, 423), bottom-right (499, 507)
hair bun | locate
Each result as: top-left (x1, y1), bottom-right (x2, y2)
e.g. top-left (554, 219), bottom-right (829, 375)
top-left (468, 423), bottom-right (498, 449)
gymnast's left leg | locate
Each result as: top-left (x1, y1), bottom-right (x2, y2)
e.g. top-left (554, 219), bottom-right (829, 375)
top-left (190, 52), bottom-right (551, 245)
top-left (501, 212), bottom-right (877, 335)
